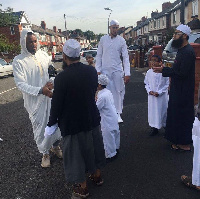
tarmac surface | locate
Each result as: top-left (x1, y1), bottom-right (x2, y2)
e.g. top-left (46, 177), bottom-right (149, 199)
top-left (0, 67), bottom-right (199, 199)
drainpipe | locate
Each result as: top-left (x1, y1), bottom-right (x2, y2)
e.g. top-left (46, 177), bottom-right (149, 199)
top-left (180, 0), bottom-right (185, 24)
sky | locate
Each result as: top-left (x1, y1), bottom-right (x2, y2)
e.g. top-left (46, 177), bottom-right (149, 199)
top-left (1, 0), bottom-right (174, 34)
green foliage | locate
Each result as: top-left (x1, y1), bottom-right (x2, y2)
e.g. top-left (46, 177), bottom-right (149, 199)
top-left (0, 4), bottom-right (18, 26)
top-left (165, 27), bottom-right (175, 43)
top-left (0, 34), bottom-right (21, 54)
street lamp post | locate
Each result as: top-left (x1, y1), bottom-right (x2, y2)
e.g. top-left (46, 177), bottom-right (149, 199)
top-left (104, 8), bottom-right (112, 34)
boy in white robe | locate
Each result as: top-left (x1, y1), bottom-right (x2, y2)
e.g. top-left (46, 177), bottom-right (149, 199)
top-left (96, 74), bottom-right (120, 159)
top-left (13, 29), bottom-right (62, 167)
top-left (144, 55), bottom-right (169, 136)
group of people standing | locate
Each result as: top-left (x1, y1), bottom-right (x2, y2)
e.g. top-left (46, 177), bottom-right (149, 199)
top-left (12, 16), bottom-right (200, 196)
top-left (12, 19), bottom-right (130, 198)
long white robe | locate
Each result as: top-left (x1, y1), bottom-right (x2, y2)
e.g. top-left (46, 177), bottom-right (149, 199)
top-left (144, 69), bottom-right (169, 129)
top-left (96, 88), bottom-right (120, 158)
top-left (13, 29), bottom-right (61, 154)
top-left (95, 35), bottom-right (130, 114)
top-left (192, 117), bottom-right (200, 186)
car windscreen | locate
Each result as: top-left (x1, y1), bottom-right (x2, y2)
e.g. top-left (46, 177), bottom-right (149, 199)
top-left (0, 59), bottom-right (7, 66)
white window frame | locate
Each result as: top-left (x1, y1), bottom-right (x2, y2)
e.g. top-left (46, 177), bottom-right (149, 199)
top-left (10, 26), bottom-right (15, 35)
top-left (192, 0), bottom-right (198, 16)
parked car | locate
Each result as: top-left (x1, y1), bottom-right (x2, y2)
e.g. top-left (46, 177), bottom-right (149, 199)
top-left (54, 52), bottom-right (63, 62)
top-left (162, 32), bottom-right (200, 67)
top-left (144, 48), bottom-right (154, 67)
top-left (0, 58), bottom-right (13, 77)
top-left (82, 50), bottom-right (97, 58)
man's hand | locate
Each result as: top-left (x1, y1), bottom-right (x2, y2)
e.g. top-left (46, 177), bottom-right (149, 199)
top-left (154, 92), bottom-right (159, 97)
top-left (149, 91), bottom-right (154, 95)
top-left (124, 76), bottom-right (130, 84)
top-left (42, 86), bottom-right (53, 98)
top-left (153, 65), bottom-right (163, 73)
top-left (97, 72), bottom-right (101, 75)
top-left (45, 82), bottom-right (54, 90)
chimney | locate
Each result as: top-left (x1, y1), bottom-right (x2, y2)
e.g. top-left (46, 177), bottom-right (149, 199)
top-left (141, 16), bottom-right (147, 22)
top-left (53, 26), bottom-right (57, 33)
top-left (151, 11), bottom-right (158, 18)
top-left (137, 21), bottom-right (142, 26)
top-left (58, 29), bottom-right (62, 33)
top-left (162, 2), bottom-right (171, 11)
top-left (41, 21), bottom-right (46, 30)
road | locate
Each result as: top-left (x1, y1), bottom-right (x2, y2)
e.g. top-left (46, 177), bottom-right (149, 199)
top-left (0, 63), bottom-right (199, 199)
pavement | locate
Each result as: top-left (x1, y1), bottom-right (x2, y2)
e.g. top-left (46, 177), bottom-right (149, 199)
top-left (0, 66), bottom-right (199, 199)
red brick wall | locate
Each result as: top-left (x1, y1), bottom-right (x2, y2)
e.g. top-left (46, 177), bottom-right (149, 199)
top-left (0, 25), bottom-right (21, 45)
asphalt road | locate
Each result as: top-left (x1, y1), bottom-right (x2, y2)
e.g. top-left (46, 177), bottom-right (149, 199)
top-left (0, 64), bottom-right (199, 199)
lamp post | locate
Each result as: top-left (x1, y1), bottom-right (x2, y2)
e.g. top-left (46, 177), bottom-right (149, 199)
top-left (104, 8), bottom-right (112, 34)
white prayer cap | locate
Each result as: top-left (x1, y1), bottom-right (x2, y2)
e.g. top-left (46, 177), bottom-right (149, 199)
top-left (176, 24), bottom-right (191, 36)
top-left (110, 19), bottom-right (119, 26)
top-left (98, 74), bottom-right (109, 86)
top-left (63, 39), bottom-right (81, 58)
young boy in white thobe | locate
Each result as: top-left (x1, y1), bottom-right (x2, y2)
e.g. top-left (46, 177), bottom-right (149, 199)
top-left (144, 55), bottom-right (169, 136)
top-left (96, 74), bottom-right (120, 159)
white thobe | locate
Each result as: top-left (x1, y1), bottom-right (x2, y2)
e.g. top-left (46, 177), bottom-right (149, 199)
top-left (144, 69), bottom-right (169, 129)
top-left (96, 35), bottom-right (130, 114)
top-left (96, 88), bottom-right (120, 158)
top-left (13, 47), bottom-right (61, 154)
top-left (192, 117), bottom-right (200, 186)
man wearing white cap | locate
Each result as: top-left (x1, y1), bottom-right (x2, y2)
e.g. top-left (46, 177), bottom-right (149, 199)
top-left (153, 24), bottom-right (196, 151)
top-left (96, 74), bottom-right (120, 160)
top-left (13, 29), bottom-right (62, 168)
top-left (47, 39), bottom-right (106, 198)
top-left (96, 19), bottom-right (130, 123)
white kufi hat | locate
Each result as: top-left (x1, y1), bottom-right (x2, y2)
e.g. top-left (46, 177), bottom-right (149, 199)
top-left (176, 24), bottom-right (191, 36)
top-left (98, 74), bottom-right (109, 86)
top-left (63, 39), bottom-right (81, 58)
top-left (110, 19), bottom-right (119, 26)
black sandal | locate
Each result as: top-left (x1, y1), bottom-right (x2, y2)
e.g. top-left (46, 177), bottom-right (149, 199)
top-left (181, 175), bottom-right (200, 191)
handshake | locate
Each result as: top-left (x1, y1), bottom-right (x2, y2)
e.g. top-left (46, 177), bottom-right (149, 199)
top-left (42, 81), bottom-right (54, 98)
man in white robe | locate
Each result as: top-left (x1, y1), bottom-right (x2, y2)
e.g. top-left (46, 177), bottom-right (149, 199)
top-left (144, 55), bottom-right (169, 136)
top-left (95, 19), bottom-right (130, 123)
top-left (12, 29), bottom-right (62, 167)
top-left (96, 74), bottom-right (120, 159)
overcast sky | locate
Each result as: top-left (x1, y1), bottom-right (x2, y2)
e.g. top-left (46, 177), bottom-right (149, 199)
top-left (1, 0), bottom-right (174, 34)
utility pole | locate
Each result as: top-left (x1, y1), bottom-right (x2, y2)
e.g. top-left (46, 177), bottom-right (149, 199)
top-left (64, 14), bottom-right (67, 39)
top-left (180, 0), bottom-right (185, 24)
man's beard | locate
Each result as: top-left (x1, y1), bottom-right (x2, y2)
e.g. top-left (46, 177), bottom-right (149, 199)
top-left (62, 61), bottom-right (68, 70)
top-left (171, 36), bottom-right (184, 49)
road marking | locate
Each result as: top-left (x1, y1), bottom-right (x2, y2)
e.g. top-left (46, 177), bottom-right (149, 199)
top-left (0, 87), bottom-right (17, 95)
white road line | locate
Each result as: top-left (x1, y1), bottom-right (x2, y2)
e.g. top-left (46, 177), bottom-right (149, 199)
top-left (0, 87), bottom-right (17, 95)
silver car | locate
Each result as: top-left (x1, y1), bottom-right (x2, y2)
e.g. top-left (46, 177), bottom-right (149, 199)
top-left (162, 32), bottom-right (200, 67)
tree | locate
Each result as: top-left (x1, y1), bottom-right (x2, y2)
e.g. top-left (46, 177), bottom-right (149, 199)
top-left (0, 34), bottom-right (20, 54)
top-left (84, 30), bottom-right (95, 43)
top-left (0, 4), bottom-right (18, 26)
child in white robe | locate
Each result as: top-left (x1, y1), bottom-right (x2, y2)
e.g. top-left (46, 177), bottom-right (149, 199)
top-left (96, 74), bottom-right (120, 159)
top-left (144, 55), bottom-right (169, 136)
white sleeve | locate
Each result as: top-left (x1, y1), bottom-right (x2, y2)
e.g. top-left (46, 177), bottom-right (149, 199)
top-left (157, 77), bottom-right (169, 96)
top-left (144, 73), bottom-right (151, 94)
top-left (96, 95), bottom-right (104, 111)
top-left (95, 38), bottom-right (103, 73)
top-left (13, 59), bottom-right (41, 96)
top-left (121, 39), bottom-right (130, 76)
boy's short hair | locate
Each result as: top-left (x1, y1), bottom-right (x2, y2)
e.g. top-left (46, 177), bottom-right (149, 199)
top-left (152, 54), bottom-right (162, 62)
top-left (86, 53), bottom-right (93, 59)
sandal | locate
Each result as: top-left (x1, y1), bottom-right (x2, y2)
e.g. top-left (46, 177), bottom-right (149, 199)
top-left (89, 174), bottom-right (104, 186)
top-left (181, 175), bottom-right (200, 191)
top-left (171, 144), bottom-right (191, 152)
top-left (73, 184), bottom-right (89, 198)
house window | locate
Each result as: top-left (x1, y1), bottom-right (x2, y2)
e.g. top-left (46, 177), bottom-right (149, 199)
top-left (173, 11), bottom-right (177, 24)
top-left (158, 19), bottom-right (160, 29)
top-left (154, 20), bottom-right (156, 29)
top-left (192, 0), bottom-right (198, 16)
top-left (163, 17), bottom-right (165, 27)
top-left (10, 26), bottom-right (15, 35)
